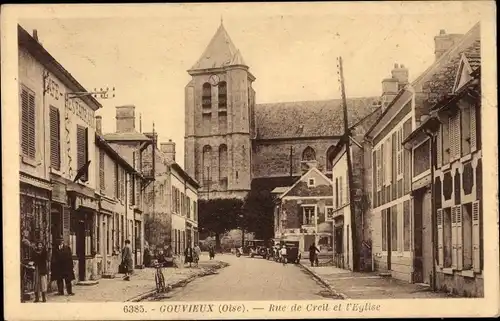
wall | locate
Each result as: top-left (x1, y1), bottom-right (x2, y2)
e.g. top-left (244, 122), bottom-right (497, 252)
top-left (252, 139), bottom-right (338, 178)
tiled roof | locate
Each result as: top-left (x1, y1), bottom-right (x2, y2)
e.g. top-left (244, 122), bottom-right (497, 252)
top-left (190, 23), bottom-right (246, 71)
top-left (422, 24), bottom-right (480, 107)
top-left (103, 131), bottom-right (151, 142)
top-left (254, 97), bottom-right (380, 139)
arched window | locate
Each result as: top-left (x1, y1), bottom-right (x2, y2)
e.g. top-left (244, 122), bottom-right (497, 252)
top-left (202, 145), bottom-right (212, 182)
top-left (302, 146), bottom-right (316, 162)
top-left (218, 81), bottom-right (227, 110)
top-left (218, 144), bottom-right (228, 180)
top-left (202, 83), bottom-right (211, 109)
top-left (326, 145), bottom-right (336, 171)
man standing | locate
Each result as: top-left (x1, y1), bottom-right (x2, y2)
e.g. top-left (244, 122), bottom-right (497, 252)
top-left (309, 242), bottom-right (320, 267)
top-left (121, 240), bottom-right (134, 281)
top-left (51, 238), bottom-right (75, 296)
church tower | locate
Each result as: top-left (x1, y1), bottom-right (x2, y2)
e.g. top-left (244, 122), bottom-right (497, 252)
top-left (184, 21), bottom-right (256, 200)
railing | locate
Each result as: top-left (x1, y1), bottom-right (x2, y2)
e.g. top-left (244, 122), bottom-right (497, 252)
top-left (333, 253), bottom-right (345, 269)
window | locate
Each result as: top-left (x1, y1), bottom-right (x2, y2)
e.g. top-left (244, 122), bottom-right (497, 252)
top-left (391, 206), bottom-right (398, 251)
top-left (49, 106), bottom-right (61, 170)
top-left (115, 165), bottom-right (119, 199)
top-left (449, 111), bottom-right (461, 161)
top-left (325, 206), bottom-right (334, 221)
top-left (403, 200), bottom-right (411, 251)
top-left (303, 206), bottom-right (315, 225)
top-left (335, 178), bottom-right (339, 208)
top-left (376, 148), bottom-right (382, 192)
top-left (461, 106), bottom-right (471, 156)
top-left (326, 145), bottom-right (335, 172)
top-left (187, 196), bottom-right (191, 219)
top-left (218, 81), bottom-right (227, 110)
top-left (441, 115), bottom-right (450, 164)
top-left (21, 86), bottom-right (36, 159)
top-left (181, 192), bottom-right (185, 216)
top-left (384, 138), bottom-right (392, 185)
top-left (302, 147), bottom-right (316, 162)
top-left (99, 149), bottom-right (105, 191)
top-left (202, 145), bottom-right (212, 184)
top-left (462, 203), bottom-right (473, 270)
top-left (307, 178), bottom-right (315, 187)
top-left (381, 209), bottom-right (387, 251)
top-left (130, 174), bottom-right (135, 205)
top-left (339, 176), bottom-right (343, 205)
top-left (219, 144), bottom-right (228, 180)
top-left (193, 201), bottom-right (198, 222)
top-left (396, 128), bottom-right (404, 179)
top-left (202, 83), bottom-right (212, 109)
top-left (76, 125), bottom-right (89, 181)
top-left (413, 140), bottom-right (431, 177)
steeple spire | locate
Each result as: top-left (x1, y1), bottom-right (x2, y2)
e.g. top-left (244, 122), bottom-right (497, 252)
top-left (189, 21), bottom-right (247, 72)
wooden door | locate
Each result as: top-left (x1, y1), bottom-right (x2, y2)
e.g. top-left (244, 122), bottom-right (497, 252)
top-left (422, 189), bottom-right (433, 284)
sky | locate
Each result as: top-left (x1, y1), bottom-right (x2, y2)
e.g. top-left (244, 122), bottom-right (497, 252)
top-left (18, 2), bottom-right (484, 169)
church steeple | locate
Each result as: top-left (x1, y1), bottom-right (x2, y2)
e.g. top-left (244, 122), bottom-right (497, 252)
top-left (189, 21), bottom-right (247, 71)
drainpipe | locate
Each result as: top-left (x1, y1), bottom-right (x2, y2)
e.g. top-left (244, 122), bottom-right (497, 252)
top-left (425, 129), bottom-right (437, 291)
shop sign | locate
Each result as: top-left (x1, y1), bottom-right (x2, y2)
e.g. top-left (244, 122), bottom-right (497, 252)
top-left (52, 182), bottom-right (67, 204)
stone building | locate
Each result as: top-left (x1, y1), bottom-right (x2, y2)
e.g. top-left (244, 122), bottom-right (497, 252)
top-left (184, 21), bottom-right (381, 202)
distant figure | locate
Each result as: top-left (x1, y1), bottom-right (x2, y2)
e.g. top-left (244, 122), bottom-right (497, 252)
top-left (309, 243), bottom-right (320, 267)
top-left (208, 244), bottom-right (215, 260)
top-left (143, 247), bottom-right (152, 267)
top-left (193, 244), bottom-right (202, 266)
top-left (121, 240), bottom-right (133, 281)
top-left (51, 238), bottom-right (75, 296)
top-left (280, 245), bottom-right (288, 266)
top-left (184, 246), bottom-right (194, 267)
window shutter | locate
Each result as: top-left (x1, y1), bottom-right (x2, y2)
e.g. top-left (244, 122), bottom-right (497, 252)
top-left (470, 104), bottom-right (477, 152)
top-left (339, 176), bottom-right (343, 205)
top-left (28, 92), bottom-right (36, 158)
top-left (49, 107), bottom-right (61, 170)
top-left (380, 143), bottom-right (385, 188)
top-left (77, 125), bottom-right (86, 176)
top-left (437, 209), bottom-right (444, 268)
top-left (21, 88), bottom-right (36, 159)
top-left (130, 175), bottom-right (135, 205)
top-left (472, 201), bottom-right (481, 272)
top-left (451, 206), bottom-right (457, 269)
top-left (455, 205), bottom-right (463, 270)
top-left (436, 127), bottom-right (442, 168)
top-left (455, 112), bottom-right (461, 159)
top-left (449, 117), bottom-right (455, 162)
top-left (115, 164), bottom-right (119, 198)
top-left (99, 150), bottom-right (105, 191)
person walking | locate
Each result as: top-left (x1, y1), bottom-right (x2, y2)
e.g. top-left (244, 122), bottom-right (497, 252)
top-left (51, 238), bottom-right (75, 296)
top-left (208, 244), bottom-right (215, 260)
top-left (121, 240), bottom-right (134, 281)
top-left (184, 245), bottom-right (194, 268)
top-left (193, 244), bottom-right (201, 267)
top-left (309, 242), bottom-right (320, 267)
top-left (33, 241), bottom-right (49, 302)
top-left (280, 245), bottom-right (288, 266)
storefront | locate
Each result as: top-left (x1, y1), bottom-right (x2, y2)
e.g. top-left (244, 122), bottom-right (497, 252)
top-left (20, 174), bottom-right (52, 300)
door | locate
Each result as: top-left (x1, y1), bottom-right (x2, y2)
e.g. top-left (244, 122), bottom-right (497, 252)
top-left (51, 207), bottom-right (62, 249)
top-left (413, 193), bottom-right (424, 283)
top-left (76, 215), bottom-right (86, 281)
top-left (103, 219), bottom-right (107, 273)
top-left (421, 189), bottom-right (433, 285)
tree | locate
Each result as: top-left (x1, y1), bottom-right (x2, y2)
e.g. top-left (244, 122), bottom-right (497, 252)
top-left (144, 215), bottom-right (171, 250)
top-left (198, 198), bottom-right (243, 250)
top-left (243, 189), bottom-right (276, 241)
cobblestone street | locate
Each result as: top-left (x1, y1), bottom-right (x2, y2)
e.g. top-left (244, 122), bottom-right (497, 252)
top-left (152, 254), bottom-right (340, 301)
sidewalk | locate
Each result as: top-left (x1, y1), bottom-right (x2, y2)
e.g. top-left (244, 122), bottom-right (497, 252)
top-left (44, 259), bottom-right (228, 303)
top-left (299, 260), bottom-right (454, 299)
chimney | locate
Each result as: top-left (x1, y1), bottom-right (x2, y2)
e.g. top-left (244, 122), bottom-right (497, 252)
top-left (434, 29), bottom-right (464, 60)
top-left (160, 139), bottom-right (176, 162)
top-left (33, 29), bottom-right (38, 41)
top-left (391, 63), bottom-right (409, 89)
top-left (115, 105), bottom-right (136, 133)
top-left (95, 115), bottom-right (102, 135)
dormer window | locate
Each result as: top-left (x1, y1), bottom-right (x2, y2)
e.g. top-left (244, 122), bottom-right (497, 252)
top-left (308, 178), bottom-right (315, 187)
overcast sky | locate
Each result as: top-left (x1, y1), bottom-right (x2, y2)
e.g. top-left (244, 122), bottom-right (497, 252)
top-left (18, 2), bottom-right (483, 168)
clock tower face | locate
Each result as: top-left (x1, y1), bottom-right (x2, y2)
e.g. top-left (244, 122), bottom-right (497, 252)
top-left (208, 74), bottom-right (220, 86)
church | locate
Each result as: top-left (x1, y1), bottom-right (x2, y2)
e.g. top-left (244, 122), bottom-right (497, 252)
top-left (184, 21), bottom-right (384, 201)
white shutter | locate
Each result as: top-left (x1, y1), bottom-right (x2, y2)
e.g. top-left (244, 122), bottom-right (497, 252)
top-left (437, 209), bottom-right (444, 268)
top-left (386, 138), bottom-right (392, 185)
top-left (455, 205), bottom-right (463, 270)
top-left (472, 201), bottom-right (481, 273)
top-left (376, 149), bottom-right (381, 191)
top-left (436, 126), bottom-right (442, 168)
top-left (339, 176), bottom-right (343, 205)
top-left (449, 117), bottom-right (455, 162)
top-left (451, 206), bottom-right (457, 269)
top-left (470, 105), bottom-right (477, 152)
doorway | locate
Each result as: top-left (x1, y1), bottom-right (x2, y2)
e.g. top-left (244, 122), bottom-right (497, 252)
top-left (51, 206), bottom-right (62, 249)
top-left (75, 210), bottom-right (92, 282)
top-left (413, 188), bottom-right (433, 284)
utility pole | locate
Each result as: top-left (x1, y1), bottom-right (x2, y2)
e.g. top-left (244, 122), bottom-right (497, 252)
top-left (337, 56), bottom-right (359, 272)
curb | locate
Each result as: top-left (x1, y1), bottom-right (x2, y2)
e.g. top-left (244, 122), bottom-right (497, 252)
top-left (298, 263), bottom-right (348, 300)
top-left (126, 262), bottom-right (229, 302)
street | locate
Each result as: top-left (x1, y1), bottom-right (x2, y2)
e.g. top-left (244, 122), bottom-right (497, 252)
top-left (155, 254), bottom-right (338, 301)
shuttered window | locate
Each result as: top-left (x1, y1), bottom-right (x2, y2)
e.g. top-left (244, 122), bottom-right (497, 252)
top-left (376, 148), bottom-right (382, 192)
top-left (385, 138), bottom-right (392, 185)
top-left (76, 125), bottom-right (89, 181)
top-left (115, 164), bottom-right (119, 199)
top-left (450, 111), bottom-right (461, 161)
top-left (436, 126), bottom-right (443, 168)
top-left (437, 209), bottom-right (444, 267)
top-left (49, 106), bottom-right (61, 170)
top-left (472, 201), bottom-right (482, 272)
top-left (99, 149), bottom-right (105, 191)
top-left (339, 176), bottom-right (343, 206)
top-left (455, 205), bottom-right (463, 270)
top-left (130, 174), bottom-right (135, 205)
top-left (470, 104), bottom-right (477, 152)
top-left (396, 127), bottom-right (404, 178)
top-left (21, 87), bottom-right (36, 159)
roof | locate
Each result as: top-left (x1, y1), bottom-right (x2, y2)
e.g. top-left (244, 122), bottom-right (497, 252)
top-left (18, 25), bottom-right (102, 111)
top-left (422, 37), bottom-right (481, 108)
top-left (254, 97), bottom-right (380, 140)
top-left (279, 167), bottom-right (332, 199)
top-left (170, 162), bottom-right (201, 189)
top-left (103, 131), bottom-right (151, 142)
top-left (271, 186), bottom-right (290, 195)
top-left (95, 134), bottom-right (139, 174)
top-left (189, 22), bottom-right (247, 71)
